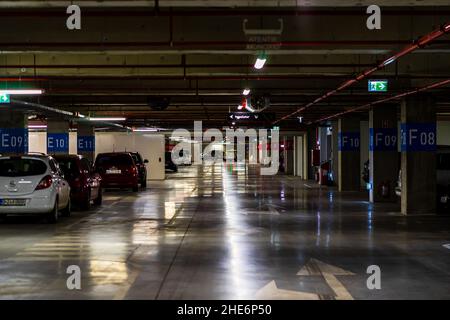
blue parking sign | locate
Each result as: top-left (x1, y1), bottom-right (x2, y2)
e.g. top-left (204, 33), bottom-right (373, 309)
top-left (47, 133), bottom-right (69, 153)
top-left (0, 128), bottom-right (28, 153)
top-left (77, 136), bottom-right (95, 152)
top-left (400, 123), bottom-right (436, 152)
top-left (338, 132), bottom-right (360, 151)
top-left (370, 128), bottom-right (397, 151)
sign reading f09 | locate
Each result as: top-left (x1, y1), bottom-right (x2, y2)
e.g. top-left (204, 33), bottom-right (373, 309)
top-left (0, 93), bottom-right (10, 104)
top-left (368, 80), bottom-right (388, 92)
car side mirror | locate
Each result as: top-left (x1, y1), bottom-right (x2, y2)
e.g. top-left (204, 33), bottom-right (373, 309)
top-left (144, 159), bottom-right (149, 164)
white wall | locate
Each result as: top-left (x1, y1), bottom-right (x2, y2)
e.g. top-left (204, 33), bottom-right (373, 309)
top-left (95, 132), bottom-right (165, 180)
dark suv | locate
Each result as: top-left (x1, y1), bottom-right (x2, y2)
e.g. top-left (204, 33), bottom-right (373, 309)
top-left (94, 152), bottom-right (139, 192)
top-left (130, 152), bottom-right (148, 188)
top-left (53, 154), bottom-right (102, 210)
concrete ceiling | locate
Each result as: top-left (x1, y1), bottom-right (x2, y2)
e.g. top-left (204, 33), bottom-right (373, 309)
top-left (1, 3), bottom-right (450, 129)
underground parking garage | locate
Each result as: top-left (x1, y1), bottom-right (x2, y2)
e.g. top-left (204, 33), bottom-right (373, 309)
top-left (0, 0), bottom-right (450, 311)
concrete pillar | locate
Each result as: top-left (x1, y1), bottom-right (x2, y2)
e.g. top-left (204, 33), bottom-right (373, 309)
top-left (0, 111), bottom-right (28, 155)
top-left (284, 136), bottom-right (294, 175)
top-left (400, 94), bottom-right (437, 214)
top-left (369, 105), bottom-right (399, 202)
top-left (319, 126), bottom-right (328, 164)
top-left (307, 126), bottom-right (317, 180)
top-left (360, 121), bottom-right (369, 187)
top-left (47, 119), bottom-right (70, 155)
top-left (77, 123), bottom-right (95, 162)
top-left (331, 121), bottom-right (339, 186)
top-left (338, 117), bottom-right (361, 191)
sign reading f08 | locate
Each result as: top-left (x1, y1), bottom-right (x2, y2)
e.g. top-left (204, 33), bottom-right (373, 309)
top-left (368, 80), bottom-right (388, 92)
top-left (0, 93), bottom-right (10, 104)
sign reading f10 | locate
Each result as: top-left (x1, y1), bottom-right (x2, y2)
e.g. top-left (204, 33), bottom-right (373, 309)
top-left (368, 80), bottom-right (388, 92)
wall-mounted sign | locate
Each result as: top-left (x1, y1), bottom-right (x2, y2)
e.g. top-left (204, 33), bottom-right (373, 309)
top-left (228, 112), bottom-right (276, 123)
top-left (0, 128), bottom-right (28, 153)
top-left (338, 132), bottom-right (360, 151)
top-left (400, 123), bottom-right (436, 152)
top-left (369, 128), bottom-right (397, 151)
top-left (0, 93), bottom-right (10, 104)
top-left (47, 133), bottom-right (69, 153)
top-left (77, 136), bottom-right (95, 152)
top-left (368, 80), bottom-right (388, 92)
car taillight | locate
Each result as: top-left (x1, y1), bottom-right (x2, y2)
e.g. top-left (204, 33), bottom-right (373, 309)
top-left (132, 167), bottom-right (138, 175)
top-left (35, 175), bottom-right (53, 190)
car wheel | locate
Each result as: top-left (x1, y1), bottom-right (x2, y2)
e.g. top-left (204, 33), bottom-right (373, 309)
top-left (47, 199), bottom-right (59, 224)
top-left (132, 185), bottom-right (139, 192)
top-left (81, 190), bottom-right (92, 211)
top-left (61, 197), bottom-right (71, 217)
top-left (94, 188), bottom-right (103, 206)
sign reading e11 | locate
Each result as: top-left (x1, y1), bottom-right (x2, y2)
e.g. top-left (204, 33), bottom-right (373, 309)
top-left (368, 80), bottom-right (388, 92)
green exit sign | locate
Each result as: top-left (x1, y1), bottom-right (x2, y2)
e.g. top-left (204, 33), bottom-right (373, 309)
top-left (0, 93), bottom-right (10, 104)
top-left (368, 80), bottom-right (388, 92)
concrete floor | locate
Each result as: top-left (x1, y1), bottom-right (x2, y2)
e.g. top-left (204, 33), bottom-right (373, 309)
top-left (0, 164), bottom-right (450, 300)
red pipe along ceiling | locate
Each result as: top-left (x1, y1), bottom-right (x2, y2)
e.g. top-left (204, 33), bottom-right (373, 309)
top-left (312, 79), bottom-right (450, 124)
top-left (274, 22), bottom-right (450, 124)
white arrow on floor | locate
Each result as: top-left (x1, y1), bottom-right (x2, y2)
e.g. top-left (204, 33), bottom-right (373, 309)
top-left (255, 280), bottom-right (320, 300)
top-left (297, 258), bottom-right (354, 300)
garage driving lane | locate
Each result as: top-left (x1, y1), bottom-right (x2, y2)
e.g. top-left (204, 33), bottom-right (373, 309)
top-left (1, 164), bottom-right (450, 299)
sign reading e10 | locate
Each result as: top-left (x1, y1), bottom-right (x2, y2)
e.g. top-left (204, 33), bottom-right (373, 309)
top-left (368, 80), bottom-right (388, 92)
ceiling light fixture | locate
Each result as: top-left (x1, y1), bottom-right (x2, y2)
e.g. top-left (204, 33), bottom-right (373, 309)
top-left (132, 127), bottom-right (158, 132)
top-left (88, 117), bottom-right (126, 122)
top-left (254, 53), bottom-right (267, 70)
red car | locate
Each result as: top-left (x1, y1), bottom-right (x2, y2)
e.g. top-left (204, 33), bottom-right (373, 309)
top-left (53, 154), bottom-right (102, 210)
top-left (94, 152), bottom-right (140, 192)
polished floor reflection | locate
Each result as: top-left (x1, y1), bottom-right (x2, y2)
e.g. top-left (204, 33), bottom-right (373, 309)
top-left (1, 164), bottom-right (450, 299)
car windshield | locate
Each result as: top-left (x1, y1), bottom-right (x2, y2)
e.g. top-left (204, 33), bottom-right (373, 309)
top-left (0, 158), bottom-right (47, 177)
top-left (96, 154), bottom-right (133, 166)
top-left (55, 158), bottom-right (79, 177)
top-left (437, 153), bottom-right (450, 170)
top-left (131, 154), bottom-right (142, 164)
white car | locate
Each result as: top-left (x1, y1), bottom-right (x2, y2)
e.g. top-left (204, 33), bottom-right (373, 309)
top-left (0, 154), bottom-right (71, 223)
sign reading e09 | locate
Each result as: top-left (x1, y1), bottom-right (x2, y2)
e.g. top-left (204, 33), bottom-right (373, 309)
top-left (368, 80), bottom-right (388, 92)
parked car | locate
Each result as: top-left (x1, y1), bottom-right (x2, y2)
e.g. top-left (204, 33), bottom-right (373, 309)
top-left (130, 152), bottom-right (148, 188)
top-left (0, 154), bottom-right (71, 223)
top-left (396, 146), bottom-right (450, 212)
top-left (165, 151), bottom-right (178, 172)
top-left (94, 152), bottom-right (140, 192)
top-left (53, 154), bottom-right (102, 210)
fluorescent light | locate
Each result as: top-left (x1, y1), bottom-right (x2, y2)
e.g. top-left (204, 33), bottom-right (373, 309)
top-left (88, 117), bottom-right (126, 121)
top-left (254, 58), bottom-right (266, 69)
top-left (382, 57), bottom-right (396, 67)
top-left (28, 125), bottom-right (47, 129)
top-left (0, 89), bottom-right (43, 95)
top-left (243, 89), bottom-right (251, 96)
top-left (245, 105), bottom-right (255, 113)
top-left (133, 128), bottom-right (158, 132)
